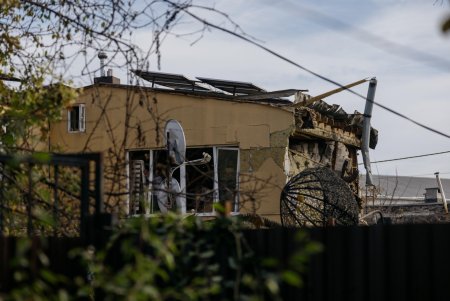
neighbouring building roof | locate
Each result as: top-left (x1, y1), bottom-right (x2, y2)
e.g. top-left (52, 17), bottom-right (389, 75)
top-left (359, 174), bottom-right (450, 199)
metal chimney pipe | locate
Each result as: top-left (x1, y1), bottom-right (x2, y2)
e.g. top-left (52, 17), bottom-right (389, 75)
top-left (361, 77), bottom-right (377, 186)
top-left (98, 51), bottom-right (107, 77)
top-left (435, 172), bottom-right (448, 213)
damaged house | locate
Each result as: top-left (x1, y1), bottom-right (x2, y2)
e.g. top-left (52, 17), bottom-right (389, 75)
top-left (46, 69), bottom-right (377, 222)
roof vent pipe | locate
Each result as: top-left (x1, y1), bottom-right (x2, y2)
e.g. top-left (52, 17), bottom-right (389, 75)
top-left (361, 77), bottom-right (377, 186)
top-left (98, 51), bottom-right (107, 77)
top-left (435, 172), bottom-right (448, 213)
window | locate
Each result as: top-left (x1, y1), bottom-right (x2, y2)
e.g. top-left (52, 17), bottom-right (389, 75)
top-left (67, 104), bottom-right (85, 132)
top-left (185, 148), bottom-right (214, 214)
top-left (128, 146), bottom-right (239, 215)
top-left (217, 148), bottom-right (239, 212)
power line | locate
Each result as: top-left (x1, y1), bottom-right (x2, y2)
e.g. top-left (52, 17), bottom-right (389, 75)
top-left (359, 172), bottom-right (450, 179)
top-left (406, 171), bottom-right (450, 177)
top-left (179, 5), bottom-right (450, 140)
top-left (359, 149), bottom-right (450, 165)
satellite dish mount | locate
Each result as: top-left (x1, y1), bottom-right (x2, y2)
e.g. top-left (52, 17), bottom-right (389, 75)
top-left (164, 120), bottom-right (186, 208)
top-left (162, 119), bottom-right (212, 213)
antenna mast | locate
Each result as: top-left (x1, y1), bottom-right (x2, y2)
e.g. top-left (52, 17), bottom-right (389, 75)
top-left (98, 51), bottom-right (107, 77)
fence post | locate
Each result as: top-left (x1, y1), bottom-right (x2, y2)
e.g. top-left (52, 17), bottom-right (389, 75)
top-left (94, 153), bottom-right (104, 214)
top-left (80, 162), bottom-right (90, 240)
top-left (53, 165), bottom-right (59, 237)
top-left (0, 163), bottom-right (3, 235)
top-left (27, 163), bottom-right (33, 236)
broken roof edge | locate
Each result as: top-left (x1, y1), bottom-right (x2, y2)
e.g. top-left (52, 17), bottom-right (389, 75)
top-left (293, 104), bottom-right (378, 150)
top-left (292, 127), bottom-right (363, 149)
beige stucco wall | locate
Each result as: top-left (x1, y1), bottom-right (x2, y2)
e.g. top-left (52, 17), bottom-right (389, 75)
top-left (50, 86), bottom-right (292, 149)
top-left (49, 84), bottom-right (294, 221)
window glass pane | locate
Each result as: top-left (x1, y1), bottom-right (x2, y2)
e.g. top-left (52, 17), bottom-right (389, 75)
top-left (151, 150), bottom-right (181, 214)
top-left (69, 106), bottom-right (80, 131)
top-left (185, 148), bottom-right (214, 213)
top-left (217, 149), bottom-right (238, 211)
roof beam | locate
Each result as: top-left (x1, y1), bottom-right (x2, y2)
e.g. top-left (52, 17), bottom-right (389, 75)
top-left (291, 78), bottom-right (369, 108)
top-left (235, 89), bottom-right (308, 100)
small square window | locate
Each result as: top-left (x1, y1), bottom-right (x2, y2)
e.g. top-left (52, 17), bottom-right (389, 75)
top-left (67, 104), bottom-right (85, 132)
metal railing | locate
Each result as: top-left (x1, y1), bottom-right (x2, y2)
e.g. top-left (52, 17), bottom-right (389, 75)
top-left (0, 152), bottom-right (103, 237)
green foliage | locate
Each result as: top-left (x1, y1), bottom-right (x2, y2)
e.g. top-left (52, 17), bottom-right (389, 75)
top-left (0, 83), bottom-right (79, 151)
top-left (0, 159), bottom-right (82, 236)
top-left (3, 238), bottom-right (72, 301)
top-left (2, 214), bottom-right (322, 300)
top-left (82, 215), bottom-right (274, 301)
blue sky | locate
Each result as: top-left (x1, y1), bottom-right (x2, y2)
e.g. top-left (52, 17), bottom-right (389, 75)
top-left (78, 0), bottom-right (450, 178)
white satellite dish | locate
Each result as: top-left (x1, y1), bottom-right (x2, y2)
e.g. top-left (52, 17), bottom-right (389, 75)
top-left (164, 119), bottom-right (186, 166)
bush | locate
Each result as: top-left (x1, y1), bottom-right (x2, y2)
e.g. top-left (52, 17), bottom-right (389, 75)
top-left (2, 213), bottom-right (321, 301)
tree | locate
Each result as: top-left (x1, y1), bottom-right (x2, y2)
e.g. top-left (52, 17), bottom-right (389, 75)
top-left (0, 0), bottom-right (245, 149)
top-left (0, 0), bottom-right (269, 225)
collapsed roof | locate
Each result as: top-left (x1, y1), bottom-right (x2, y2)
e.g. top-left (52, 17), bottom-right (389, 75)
top-left (132, 70), bottom-right (378, 149)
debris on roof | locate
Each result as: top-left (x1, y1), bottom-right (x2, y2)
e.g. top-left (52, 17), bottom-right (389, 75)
top-left (131, 71), bottom-right (378, 147)
top-left (132, 70), bottom-right (209, 92)
top-left (196, 77), bottom-right (265, 95)
top-left (294, 100), bottom-right (378, 149)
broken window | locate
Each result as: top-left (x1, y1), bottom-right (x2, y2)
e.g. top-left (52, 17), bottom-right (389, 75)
top-left (185, 147), bottom-right (214, 214)
top-left (127, 146), bottom-right (239, 216)
top-left (217, 148), bottom-right (239, 212)
top-left (67, 104), bottom-right (85, 132)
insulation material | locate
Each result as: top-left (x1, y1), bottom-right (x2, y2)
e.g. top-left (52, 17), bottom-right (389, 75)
top-left (287, 140), bottom-right (359, 195)
top-left (287, 141), bottom-right (335, 176)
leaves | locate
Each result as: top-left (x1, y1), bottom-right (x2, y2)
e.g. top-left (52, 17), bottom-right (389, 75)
top-left (4, 214), bottom-right (322, 300)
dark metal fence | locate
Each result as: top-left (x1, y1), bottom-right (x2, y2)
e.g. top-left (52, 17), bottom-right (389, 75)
top-left (245, 224), bottom-right (450, 301)
top-left (0, 153), bottom-right (103, 237)
top-left (2, 224), bottom-right (450, 300)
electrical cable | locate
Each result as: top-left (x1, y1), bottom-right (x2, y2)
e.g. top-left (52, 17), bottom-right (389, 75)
top-left (405, 171), bottom-right (450, 177)
top-left (358, 149), bottom-right (450, 165)
top-left (176, 3), bottom-right (450, 140)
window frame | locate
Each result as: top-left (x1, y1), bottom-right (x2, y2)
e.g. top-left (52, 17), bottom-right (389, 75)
top-left (213, 147), bottom-right (240, 214)
top-left (67, 104), bottom-right (86, 133)
top-left (127, 146), bottom-right (240, 216)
